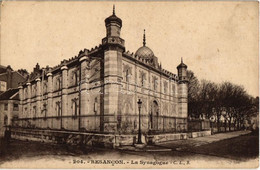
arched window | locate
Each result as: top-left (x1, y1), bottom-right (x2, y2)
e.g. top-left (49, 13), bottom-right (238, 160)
top-left (153, 77), bottom-right (158, 91)
top-left (24, 89), bottom-right (27, 99)
top-left (123, 65), bottom-right (132, 91)
top-left (140, 73), bottom-right (145, 87)
top-left (164, 82), bottom-right (168, 94)
top-left (172, 84), bottom-right (176, 96)
top-left (151, 100), bottom-right (159, 130)
top-left (33, 106), bottom-right (37, 118)
top-left (23, 107), bottom-right (27, 118)
top-left (73, 72), bottom-right (78, 86)
top-left (4, 115), bottom-right (8, 125)
top-left (125, 69), bottom-right (131, 90)
top-left (43, 82), bottom-right (47, 94)
top-left (32, 85), bottom-right (36, 97)
top-left (126, 69), bottom-right (130, 82)
top-left (57, 78), bottom-right (61, 90)
top-left (56, 102), bottom-right (61, 117)
top-left (42, 103), bottom-right (47, 117)
top-left (72, 99), bottom-right (78, 116)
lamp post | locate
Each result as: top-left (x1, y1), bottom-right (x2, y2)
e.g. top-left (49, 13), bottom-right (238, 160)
top-left (137, 99), bottom-right (142, 144)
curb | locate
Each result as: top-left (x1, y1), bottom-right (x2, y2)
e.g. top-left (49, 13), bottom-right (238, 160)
top-left (117, 146), bottom-right (173, 152)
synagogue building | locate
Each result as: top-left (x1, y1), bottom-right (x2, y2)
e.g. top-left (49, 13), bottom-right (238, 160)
top-left (11, 7), bottom-right (188, 147)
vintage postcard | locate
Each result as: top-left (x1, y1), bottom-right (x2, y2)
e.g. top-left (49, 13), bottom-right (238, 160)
top-left (0, 1), bottom-right (259, 169)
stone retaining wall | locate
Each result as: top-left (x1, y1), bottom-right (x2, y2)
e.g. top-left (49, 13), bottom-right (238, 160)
top-left (10, 128), bottom-right (211, 148)
top-left (10, 128), bottom-right (145, 148)
top-left (147, 133), bottom-right (187, 144)
top-left (187, 130), bottom-right (211, 138)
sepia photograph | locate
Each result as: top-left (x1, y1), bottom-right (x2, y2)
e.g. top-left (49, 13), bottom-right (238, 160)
top-left (0, 1), bottom-right (259, 169)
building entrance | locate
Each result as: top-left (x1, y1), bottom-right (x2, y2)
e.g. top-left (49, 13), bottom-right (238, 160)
top-left (151, 100), bottom-right (159, 130)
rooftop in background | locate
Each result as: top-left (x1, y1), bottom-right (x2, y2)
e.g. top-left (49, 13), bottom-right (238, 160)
top-left (0, 88), bottom-right (19, 101)
top-left (0, 65), bottom-right (28, 93)
top-left (0, 65), bottom-right (13, 74)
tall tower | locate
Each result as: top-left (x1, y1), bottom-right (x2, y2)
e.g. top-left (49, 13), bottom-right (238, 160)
top-left (105, 5), bottom-right (122, 37)
top-left (102, 5), bottom-right (125, 50)
top-left (101, 6), bottom-right (125, 133)
top-left (177, 58), bottom-right (188, 129)
top-left (177, 58), bottom-right (187, 81)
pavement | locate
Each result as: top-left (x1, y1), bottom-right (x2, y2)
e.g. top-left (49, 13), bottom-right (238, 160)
top-left (0, 130), bottom-right (257, 169)
top-left (117, 130), bottom-right (251, 152)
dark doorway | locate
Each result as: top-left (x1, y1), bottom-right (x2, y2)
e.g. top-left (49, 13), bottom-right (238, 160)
top-left (151, 100), bottom-right (159, 130)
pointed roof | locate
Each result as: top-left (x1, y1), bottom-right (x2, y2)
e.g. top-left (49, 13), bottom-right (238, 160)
top-left (177, 57), bottom-right (187, 69)
top-left (135, 29), bottom-right (154, 59)
top-left (0, 88), bottom-right (19, 101)
top-left (143, 29), bottom-right (146, 46)
top-left (105, 5), bottom-right (122, 27)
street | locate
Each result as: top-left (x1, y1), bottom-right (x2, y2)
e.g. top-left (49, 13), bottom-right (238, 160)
top-left (0, 130), bottom-right (258, 169)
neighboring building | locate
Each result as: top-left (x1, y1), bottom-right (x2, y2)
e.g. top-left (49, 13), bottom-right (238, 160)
top-left (0, 88), bottom-right (19, 137)
top-left (12, 7), bottom-right (188, 146)
top-left (250, 113), bottom-right (259, 130)
top-left (0, 65), bottom-right (27, 94)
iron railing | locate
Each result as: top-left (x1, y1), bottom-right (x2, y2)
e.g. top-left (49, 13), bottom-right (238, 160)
top-left (11, 114), bottom-right (187, 134)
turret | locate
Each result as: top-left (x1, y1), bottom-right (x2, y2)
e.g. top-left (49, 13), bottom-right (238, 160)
top-left (104, 5), bottom-right (122, 37)
top-left (177, 57), bottom-right (188, 122)
top-left (102, 5), bottom-right (124, 133)
top-left (177, 58), bottom-right (188, 82)
top-left (102, 5), bottom-right (125, 51)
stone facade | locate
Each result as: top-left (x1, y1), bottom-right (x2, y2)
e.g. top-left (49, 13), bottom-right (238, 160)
top-left (12, 7), bottom-right (188, 146)
top-left (0, 65), bottom-right (27, 94)
top-left (0, 88), bottom-right (20, 137)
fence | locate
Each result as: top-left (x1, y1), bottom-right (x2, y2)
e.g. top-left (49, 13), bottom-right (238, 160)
top-left (210, 122), bottom-right (237, 133)
top-left (11, 114), bottom-right (188, 134)
top-left (188, 119), bottom-right (211, 132)
top-left (187, 118), bottom-right (240, 133)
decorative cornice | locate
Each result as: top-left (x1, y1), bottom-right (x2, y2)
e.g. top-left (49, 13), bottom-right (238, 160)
top-left (102, 37), bottom-right (125, 51)
top-left (122, 51), bottom-right (178, 81)
top-left (79, 56), bottom-right (88, 62)
top-left (61, 65), bottom-right (68, 71)
top-left (47, 73), bottom-right (53, 77)
top-left (35, 78), bottom-right (41, 82)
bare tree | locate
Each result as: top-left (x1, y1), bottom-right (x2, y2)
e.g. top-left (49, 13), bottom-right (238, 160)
top-left (199, 80), bottom-right (218, 119)
top-left (220, 82), bottom-right (245, 131)
top-left (187, 70), bottom-right (200, 118)
top-left (187, 70), bottom-right (257, 133)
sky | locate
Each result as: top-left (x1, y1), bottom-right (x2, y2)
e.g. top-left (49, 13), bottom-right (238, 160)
top-left (0, 1), bottom-right (259, 97)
